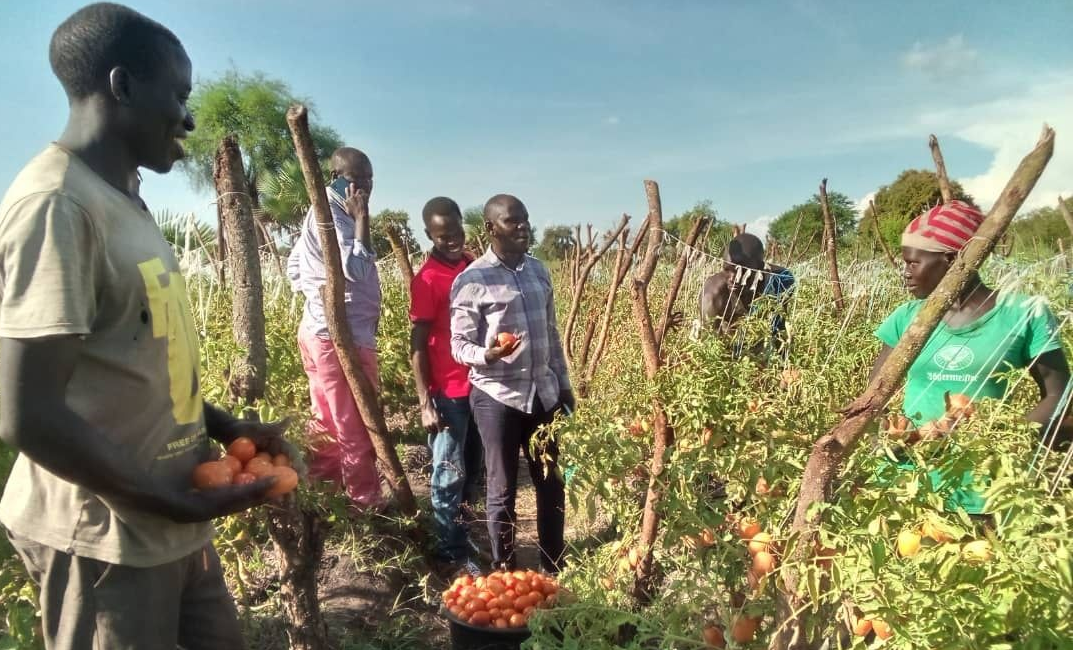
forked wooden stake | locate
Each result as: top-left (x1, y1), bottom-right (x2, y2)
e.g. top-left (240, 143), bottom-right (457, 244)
top-left (563, 215), bottom-right (630, 367)
top-left (629, 181), bottom-right (672, 603)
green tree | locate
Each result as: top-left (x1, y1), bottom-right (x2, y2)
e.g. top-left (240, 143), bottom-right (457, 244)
top-left (256, 159), bottom-right (331, 230)
top-left (463, 206), bottom-right (488, 252)
top-left (767, 192), bottom-right (858, 256)
top-left (663, 200), bottom-right (733, 257)
top-left (1008, 197), bottom-right (1073, 257)
top-left (180, 70), bottom-right (343, 223)
top-left (371, 209), bottom-right (419, 260)
top-left (858, 169), bottom-right (976, 250)
top-left (154, 208), bottom-right (216, 256)
top-left (535, 225), bottom-right (575, 261)
top-left (461, 205), bottom-right (538, 254)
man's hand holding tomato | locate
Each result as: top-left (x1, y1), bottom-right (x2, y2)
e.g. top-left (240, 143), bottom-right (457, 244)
top-left (484, 331), bottom-right (522, 363)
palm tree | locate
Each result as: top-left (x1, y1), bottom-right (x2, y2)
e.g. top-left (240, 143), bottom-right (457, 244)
top-left (154, 208), bottom-right (216, 257)
top-left (463, 206), bottom-right (489, 252)
top-left (258, 159), bottom-right (331, 231)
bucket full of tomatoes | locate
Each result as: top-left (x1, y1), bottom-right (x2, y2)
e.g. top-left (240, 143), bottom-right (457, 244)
top-left (441, 569), bottom-right (559, 650)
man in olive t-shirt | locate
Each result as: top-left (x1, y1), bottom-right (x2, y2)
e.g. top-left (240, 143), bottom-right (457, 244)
top-left (0, 5), bottom-right (291, 649)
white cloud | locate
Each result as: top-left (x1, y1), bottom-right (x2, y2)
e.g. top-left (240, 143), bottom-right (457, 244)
top-left (747, 215), bottom-right (772, 242)
top-left (605, 115), bottom-right (621, 126)
top-left (917, 73), bottom-right (1073, 212)
top-left (855, 191), bottom-right (877, 216)
top-left (901, 34), bottom-right (980, 81)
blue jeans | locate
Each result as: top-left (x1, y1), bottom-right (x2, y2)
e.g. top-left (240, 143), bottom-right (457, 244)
top-left (429, 395), bottom-right (484, 562)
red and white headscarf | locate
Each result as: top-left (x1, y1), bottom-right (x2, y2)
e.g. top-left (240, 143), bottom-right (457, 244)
top-left (901, 200), bottom-right (985, 253)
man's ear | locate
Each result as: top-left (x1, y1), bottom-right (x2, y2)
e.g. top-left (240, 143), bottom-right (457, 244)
top-left (108, 66), bottom-right (134, 105)
top-left (484, 219), bottom-right (494, 235)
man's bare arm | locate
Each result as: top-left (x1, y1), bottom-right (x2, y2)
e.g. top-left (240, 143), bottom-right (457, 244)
top-left (0, 336), bottom-right (274, 523)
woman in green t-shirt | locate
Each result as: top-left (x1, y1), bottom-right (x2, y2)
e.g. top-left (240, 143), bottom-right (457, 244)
top-left (867, 200), bottom-right (1070, 514)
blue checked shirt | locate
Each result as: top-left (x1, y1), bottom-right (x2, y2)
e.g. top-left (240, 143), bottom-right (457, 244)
top-left (450, 249), bottom-right (570, 413)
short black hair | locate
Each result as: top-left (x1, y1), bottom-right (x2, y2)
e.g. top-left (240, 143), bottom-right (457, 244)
top-left (727, 233), bottom-right (765, 269)
top-left (422, 196), bottom-right (462, 226)
top-left (483, 194), bottom-right (524, 222)
top-left (49, 3), bottom-right (182, 100)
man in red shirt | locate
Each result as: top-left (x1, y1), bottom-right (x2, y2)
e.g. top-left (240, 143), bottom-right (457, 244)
top-left (410, 197), bottom-right (484, 574)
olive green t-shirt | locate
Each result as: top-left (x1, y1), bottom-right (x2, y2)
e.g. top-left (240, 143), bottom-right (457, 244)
top-left (874, 293), bottom-right (1062, 514)
top-left (0, 145), bottom-right (214, 567)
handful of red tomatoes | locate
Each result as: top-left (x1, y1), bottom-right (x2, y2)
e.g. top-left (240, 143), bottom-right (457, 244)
top-left (442, 569), bottom-right (559, 629)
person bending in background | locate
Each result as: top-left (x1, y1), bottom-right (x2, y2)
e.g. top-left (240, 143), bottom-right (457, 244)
top-left (409, 196), bottom-right (484, 576)
top-left (699, 232), bottom-right (795, 358)
top-left (287, 147), bottom-right (384, 511)
top-left (868, 200), bottom-right (1071, 515)
top-left (450, 194), bottom-right (574, 574)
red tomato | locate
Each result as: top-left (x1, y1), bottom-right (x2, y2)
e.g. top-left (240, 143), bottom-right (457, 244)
top-left (226, 437), bottom-right (258, 464)
top-left (221, 455), bottom-right (243, 475)
top-left (469, 611), bottom-right (491, 627)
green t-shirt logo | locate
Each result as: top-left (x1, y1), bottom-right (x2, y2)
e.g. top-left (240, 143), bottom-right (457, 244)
top-left (933, 344), bottom-right (975, 371)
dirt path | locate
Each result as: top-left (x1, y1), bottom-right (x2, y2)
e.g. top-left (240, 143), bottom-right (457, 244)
top-left (254, 443), bottom-right (608, 649)
top-left (405, 442), bottom-right (547, 571)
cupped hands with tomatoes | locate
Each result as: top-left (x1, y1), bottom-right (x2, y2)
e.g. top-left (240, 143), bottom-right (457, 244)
top-left (191, 436), bottom-right (299, 498)
top-left (442, 569), bottom-right (559, 629)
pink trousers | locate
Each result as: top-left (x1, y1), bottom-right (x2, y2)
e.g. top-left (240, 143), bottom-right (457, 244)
top-left (297, 329), bottom-right (382, 506)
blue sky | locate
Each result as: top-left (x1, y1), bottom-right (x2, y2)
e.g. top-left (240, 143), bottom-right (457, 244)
top-left (2, 1), bottom-right (1072, 241)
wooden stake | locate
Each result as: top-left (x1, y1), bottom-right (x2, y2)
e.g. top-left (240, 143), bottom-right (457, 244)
top-left (571, 225), bottom-right (582, 288)
top-left (818, 178), bottom-right (845, 312)
top-left (770, 126), bottom-right (1055, 650)
top-left (1058, 195), bottom-right (1073, 238)
top-left (582, 226), bottom-right (635, 392)
top-left (655, 216), bottom-right (709, 350)
top-left (785, 209), bottom-right (806, 263)
top-left (214, 135), bottom-right (267, 407)
top-left (870, 200), bottom-right (898, 270)
top-left (384, 224), bottom-right (414, 288)
top-left (285, 105), bottom-right (416, 515)
top-left (630, 181), bottom-right (671, 603)
top-left (215, 205), bottom-right (227, 283)
top-left (564, 215), bottom-right (629, 367)
top-left (929, 134), bottom-right (954, 204)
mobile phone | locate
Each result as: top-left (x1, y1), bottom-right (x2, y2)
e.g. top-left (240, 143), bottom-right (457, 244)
top-left (328, 176), bottom-right (351, 198)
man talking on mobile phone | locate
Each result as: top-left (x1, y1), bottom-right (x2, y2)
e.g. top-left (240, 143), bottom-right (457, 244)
top-left (287, 147), bottom-right (385, 512)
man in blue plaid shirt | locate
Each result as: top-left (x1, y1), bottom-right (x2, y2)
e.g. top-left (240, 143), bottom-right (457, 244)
top-left (450, 194), bottom-right (574, 574)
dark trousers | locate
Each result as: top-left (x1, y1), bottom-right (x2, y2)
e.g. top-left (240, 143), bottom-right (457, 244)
top-left (469, 387), bottom-right (565, 573)
top-left (6, 529), bottom-right (243, 650)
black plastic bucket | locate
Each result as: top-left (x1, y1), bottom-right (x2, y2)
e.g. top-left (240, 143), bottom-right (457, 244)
top-left (444, 608), bottom-right (531, 650)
